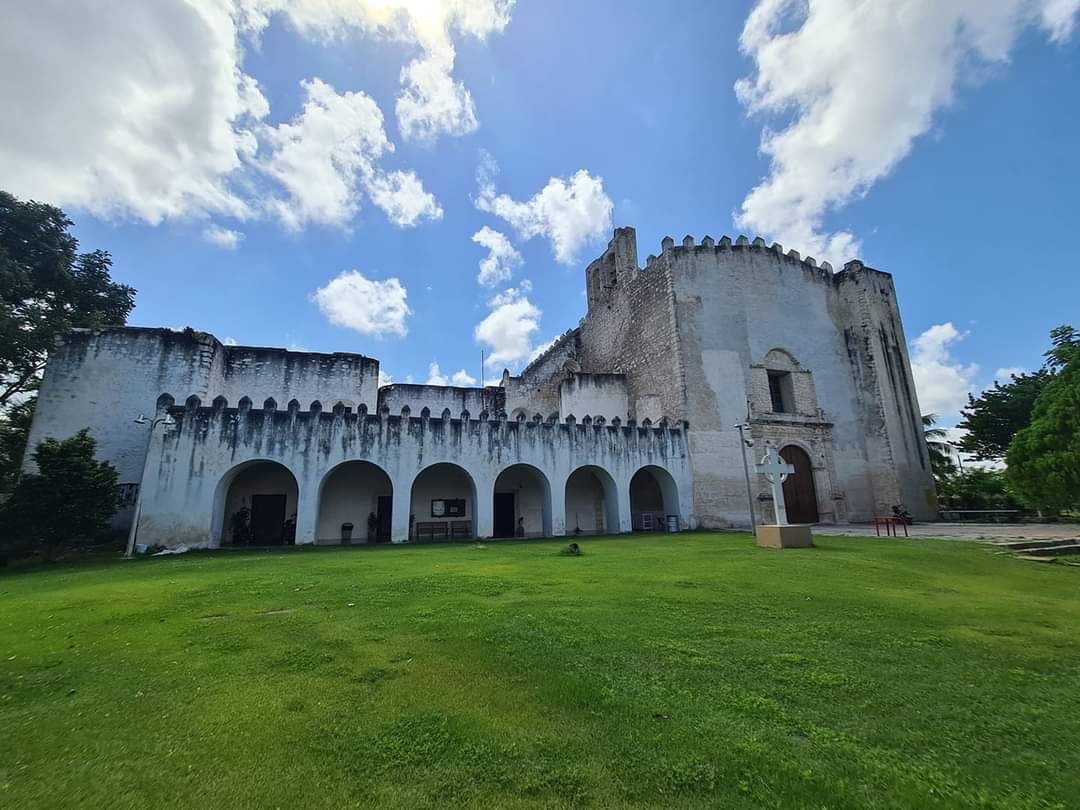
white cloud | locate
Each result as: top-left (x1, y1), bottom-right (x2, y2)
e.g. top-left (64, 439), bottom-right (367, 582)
top-left (260, 78), bottom-right (388, 229)
top-left (0, 1), bottom-right (265, 224)
top-left (476, 153), bottom-right (614, 265)
top-left (223, 336), bottom-right (239, 346)
top-left (378, 368), bottom-right (393, 387)
top-left (203, 225), bottom-right (245, 249)
top-left (735, 0), bottom-right (1080, 265)
top-left (312, 270), bottom-right (411, 337)
top-left (426, 362), bottom-right (478, 386)
top-left (259, 0), bottom-right (514, 142)
top-left (910, 323), bottom-right (979, 418)
top-left (472, 226), bottom-right (522, 287)
top-left (0, 0), bottom-right (508, 231)
top-left (475, 284), bottom-right (543, 369)
top-left (366, 170), bottom-right (443, 227)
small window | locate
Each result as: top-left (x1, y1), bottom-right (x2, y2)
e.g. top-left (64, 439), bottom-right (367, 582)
top-left (768, 371), bottom-right (794, 413)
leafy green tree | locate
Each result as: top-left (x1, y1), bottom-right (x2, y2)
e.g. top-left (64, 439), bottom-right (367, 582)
top-left (1006, 336), bottom-right (1080, 512)
top-left (0, 429), bottom-right (119, 561)
top-left (937, 468), bottom-right (1019, 511)
top-left (0, 397), bottom-right (35, 492)
top-left (0, 191), bottom-right (135, 408)
top-left (957, 371), bottom-right (1052, 461)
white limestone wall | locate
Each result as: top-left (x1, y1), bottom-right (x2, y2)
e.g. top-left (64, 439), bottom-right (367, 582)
top-left (558, 373), bottom-right (629, 421)
top-left (24, 327), bottom-right (381, 530)
top-left (316, 462), bottom-right (392, 543)
top-left (133, 404), bottom-right (694, 549)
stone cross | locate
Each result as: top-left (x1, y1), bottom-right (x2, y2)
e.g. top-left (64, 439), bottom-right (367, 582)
top-left (756, 445), bottom-right (795, 525)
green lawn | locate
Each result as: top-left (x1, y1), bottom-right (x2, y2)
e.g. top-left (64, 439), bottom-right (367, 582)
top-left (1, 534), bottom-right (1078, 809)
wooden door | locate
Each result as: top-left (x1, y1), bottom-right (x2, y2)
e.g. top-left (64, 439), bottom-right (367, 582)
top-left (376, 496), bottom-right (392, 543)
top-left (780, 446), bottom-right (819, 524)
top-left (493, 492), bottom-right (515, 538)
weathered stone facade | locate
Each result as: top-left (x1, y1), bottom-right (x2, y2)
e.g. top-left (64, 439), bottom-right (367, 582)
top-left (23, 225), bottom-right (934, 549)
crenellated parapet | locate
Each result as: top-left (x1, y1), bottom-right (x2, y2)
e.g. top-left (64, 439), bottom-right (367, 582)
top-left (645, 233), bottom-right (841, 278)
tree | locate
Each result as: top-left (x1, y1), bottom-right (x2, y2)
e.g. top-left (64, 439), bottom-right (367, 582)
top-left (922, 413), bottom-right (956, 484)
top-left (0, 191), bottom-right (135, 408)
top-left (0, 430), bottom-right (119, 560)
top-left (957, 370), bottom-right (1052, 461)
top-left (0, 398), bottom-right (35, 492)
top-left (1006, 337), bottom-right (1080, 512)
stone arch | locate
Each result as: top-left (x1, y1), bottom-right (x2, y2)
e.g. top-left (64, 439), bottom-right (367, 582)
top-left (630, 465), bottom-right (680, 532)
top-left (493, 463), bottom-right (552, 538)
top-left (212, 459), bottom-right (299, 547)
top-left (564, 465), bottom-right (619, 536)
top-left (316, 460), bottom-right (393, 544)
top-left (510, 407), bottom-right (529, 422)
top-left (762, 348), bottom-right (802, 371)
top-left (780, 445), bottom-right (819, 524)
top-left (409, 463), bottom-right (477, 542)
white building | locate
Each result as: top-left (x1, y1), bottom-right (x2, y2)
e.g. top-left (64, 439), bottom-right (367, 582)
top-left (23, 228), bottom-right (936, 548)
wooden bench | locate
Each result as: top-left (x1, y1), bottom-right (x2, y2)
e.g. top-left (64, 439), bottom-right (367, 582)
top-left (414, 520), bottom-right (473, 542)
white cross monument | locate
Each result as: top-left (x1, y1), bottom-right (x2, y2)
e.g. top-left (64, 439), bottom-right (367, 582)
top-left (756, 445), bottom-right (795, 525)
top-left (753, 444), bottom-right (814, 549)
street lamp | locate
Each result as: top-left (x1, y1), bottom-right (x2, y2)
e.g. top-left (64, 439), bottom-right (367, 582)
top-left (124, 413), bottom-right (176, 558)
top-left (734, 422), bottom-right (757, 535)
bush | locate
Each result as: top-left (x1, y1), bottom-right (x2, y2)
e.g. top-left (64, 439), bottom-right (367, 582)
top-left (0, 429), bottom-right (119, 561)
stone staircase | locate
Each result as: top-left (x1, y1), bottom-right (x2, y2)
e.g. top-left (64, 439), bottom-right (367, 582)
top-left (991, 538), bottom-right (1080, 563)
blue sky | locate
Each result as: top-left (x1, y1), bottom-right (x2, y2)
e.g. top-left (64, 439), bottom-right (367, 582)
top-left (4, 1), bottom-right (1079, 425)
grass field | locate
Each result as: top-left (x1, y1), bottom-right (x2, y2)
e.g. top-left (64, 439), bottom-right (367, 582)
top-left (1, 533), bottom-right (1078, 809)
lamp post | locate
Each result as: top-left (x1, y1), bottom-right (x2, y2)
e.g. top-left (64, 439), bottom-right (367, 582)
top-left (734, 422), bottom-right (757, 534)
top-left (124, 413), bottom-right (175, 558)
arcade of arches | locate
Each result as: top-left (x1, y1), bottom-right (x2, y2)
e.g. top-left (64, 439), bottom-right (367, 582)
top-left (216, 460), bottom-right (683, 546)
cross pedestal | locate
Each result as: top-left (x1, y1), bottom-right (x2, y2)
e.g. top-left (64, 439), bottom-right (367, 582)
top-left (754, 445), bottom-right (814, 549)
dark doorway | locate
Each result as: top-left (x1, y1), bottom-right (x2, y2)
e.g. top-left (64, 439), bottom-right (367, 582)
top-left (493, 492), bottom-right (516, 538)
top-left (780, 446), bottom-right (819, 524)
top-left (251, 494), bottom-right (287, 545)
top-left (376, 495), bottom-right (392, 543)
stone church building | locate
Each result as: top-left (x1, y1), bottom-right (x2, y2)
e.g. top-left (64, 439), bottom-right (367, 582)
top-left (23, 228), bottom-right (935, 549)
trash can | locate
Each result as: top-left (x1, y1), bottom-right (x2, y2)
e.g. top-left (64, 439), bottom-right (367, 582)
top-left (666, 515), bottom-right (680, 533)
top-left (341, 522), bottom-right (354, 544)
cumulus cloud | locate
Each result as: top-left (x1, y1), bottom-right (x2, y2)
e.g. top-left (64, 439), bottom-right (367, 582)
top-left (0, 1), bottom-right (265, 224)
top-left (378, 368), bottom-right (393, 387)
top-left (203, 225), bottom-right (245, 249)
top-left (476, 153), bottom-right (613, 265)
top-left (261, 78), bottom-right (440, 230)
top-left (475, 283), bottom-right (544, 369)
top-left (472, 226), bottom-right (522, 287)
top-left (257, 0), bottom-right (513, 141)
top-left (223, 336), bottom-right (239, 346)
top-left (312, 270), bottom-right (411, 337)
top-left (735, 0), bottom-right (1080, 264)
top-left (1, 0), bottom-right (509, 231)
top-left (426, 362), bottom-right (477, 386)
top-left (993, 366), bottom-right (1025, 381)
top-left (366, 170), bottom-right (443, 227)
top-left (910, 323), bottom-right (979, 418)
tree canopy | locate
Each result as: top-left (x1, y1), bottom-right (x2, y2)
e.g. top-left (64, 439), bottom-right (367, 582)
top-left (0, 190), bottom-right (135, 408)
top-left (1006, 334), bottom-right (1080, 511)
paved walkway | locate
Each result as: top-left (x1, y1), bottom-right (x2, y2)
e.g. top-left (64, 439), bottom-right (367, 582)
top-left (823, 523), bottom-right (1080, 542)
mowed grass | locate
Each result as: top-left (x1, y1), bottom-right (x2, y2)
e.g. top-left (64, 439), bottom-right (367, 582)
top-left (2, 534), bottom-right (1079, 809)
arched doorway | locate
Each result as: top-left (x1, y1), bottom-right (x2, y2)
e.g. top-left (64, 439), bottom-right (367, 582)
top-left (780, 445), bottom-right (819, 523)
top-left (564, 465), bottom-right (619, 536)
top-left (216, 460), bottom-right (299, 546)
top-left (317, 461), bottom-right (393, 544)
top-left (410, 463), bottom-right (477, 542)
top-left (493, 464), bottom-right (552, 538)
top-left (630, 466), bottom-right (680, 532)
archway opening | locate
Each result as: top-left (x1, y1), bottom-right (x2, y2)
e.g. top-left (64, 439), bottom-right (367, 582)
top-left (565, 465), bottom-right (618, 536)
top-left (317, 461), bottom-right (393, 544)
top-left (410, 463), bottom-right (477, 542)
top-left (493, 464), bottom-right (552, 538)
top-left (780, 445), bottom-right (819, 523)
top-left (630, 466), bottom-right (680, 532)
top-left (217, 461), bottom-right (299, 546)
